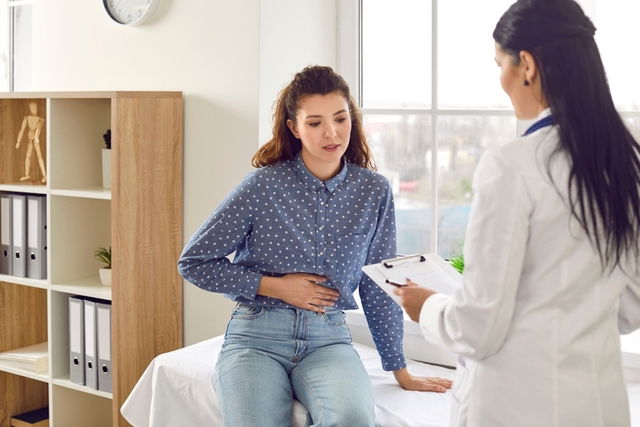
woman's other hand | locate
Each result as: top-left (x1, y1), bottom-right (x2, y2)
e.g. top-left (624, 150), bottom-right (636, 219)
top-left (393, 368), bottom-right (452, 392)
top-left (258, 273), bottom-right (339, 312)
top-left (394, 280), bottom-right (437, 322)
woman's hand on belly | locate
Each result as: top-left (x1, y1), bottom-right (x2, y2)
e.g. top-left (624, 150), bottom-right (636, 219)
top-left (257, 273), bottom-right (340, 313)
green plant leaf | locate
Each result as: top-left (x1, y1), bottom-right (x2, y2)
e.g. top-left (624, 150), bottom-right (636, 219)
top-left (449, 254), bottom-right (464, 274)
top-left (95, 246), bottom-right (112, 269)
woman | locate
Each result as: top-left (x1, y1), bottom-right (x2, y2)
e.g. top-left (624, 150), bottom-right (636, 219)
top-left (179, 65), bottom-right (451, 427)
top-left (396, 0), bottom-right (640, 426)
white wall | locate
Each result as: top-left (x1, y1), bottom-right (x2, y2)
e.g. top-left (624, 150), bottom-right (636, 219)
top-left (31, 0), bottom-right (260, 345)
top-left (258, 0), bottom-right (337, 144)
top-left (28, 0), bottom-right (339, 345)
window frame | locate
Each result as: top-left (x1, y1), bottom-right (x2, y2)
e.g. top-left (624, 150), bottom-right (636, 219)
top-left (3, 0), bottom-right (33, 92)
top-left (338, 0), bottom-right (640, 255)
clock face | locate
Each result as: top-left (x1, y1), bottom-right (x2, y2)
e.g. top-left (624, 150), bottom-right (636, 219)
top-left (103, 0), bottom-right (158, 25)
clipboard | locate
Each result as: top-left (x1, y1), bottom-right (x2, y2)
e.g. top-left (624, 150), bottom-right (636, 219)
top-left (362, 253), bottom-right (462, 304)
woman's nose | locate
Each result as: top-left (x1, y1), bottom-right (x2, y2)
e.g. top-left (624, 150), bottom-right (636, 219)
top-left (324, 123), bottom-right (337, 137)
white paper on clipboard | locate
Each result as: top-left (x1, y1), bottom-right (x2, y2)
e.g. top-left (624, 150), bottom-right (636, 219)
top-left (362, 253), bottom-right (462, 304)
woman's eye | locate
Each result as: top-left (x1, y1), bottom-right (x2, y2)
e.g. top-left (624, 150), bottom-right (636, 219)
top-left (336, 117), bottom-right (347, 123)
top-left (307, 121), bottom-right (321, 127)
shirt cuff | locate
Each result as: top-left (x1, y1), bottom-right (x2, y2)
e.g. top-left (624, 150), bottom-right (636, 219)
top-left (239, 270), bottom-right (263, 300)
top-left (380, 353), bottom-right (407, 372)
top-left (419, 292), bottom-right (450, 348)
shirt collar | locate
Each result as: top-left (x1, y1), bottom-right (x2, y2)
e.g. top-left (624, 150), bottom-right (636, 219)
top-left (292, 152), bottom-right (348, 193)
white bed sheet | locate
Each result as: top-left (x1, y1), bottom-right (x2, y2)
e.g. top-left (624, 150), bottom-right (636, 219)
top-left (121, 335), bottom-right (640, 427)
top-left (120, 335), bottom-right (455, 427)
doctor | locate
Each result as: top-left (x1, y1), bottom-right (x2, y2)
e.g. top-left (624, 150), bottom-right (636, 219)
top-left (396, 0), bottom-right (640, 426)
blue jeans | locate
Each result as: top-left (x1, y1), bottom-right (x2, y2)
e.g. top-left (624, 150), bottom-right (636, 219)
top-left (215, 304), bottom-right (375, 427)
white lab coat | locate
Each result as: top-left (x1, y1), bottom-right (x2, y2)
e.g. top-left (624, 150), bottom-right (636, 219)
top-left (420, 116), bottom-right (640, 427)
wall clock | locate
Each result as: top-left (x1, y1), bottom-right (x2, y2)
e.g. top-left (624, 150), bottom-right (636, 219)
top-left (103, 0), bottom-right (160, 25)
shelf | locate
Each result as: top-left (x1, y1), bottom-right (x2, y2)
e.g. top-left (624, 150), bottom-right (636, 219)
top-left (0, 360), bottom-right (49, 383)
top-left (0, 275), bottom-right (49, 290)
top-left (1, 91), bottom-right (183, 427)
top-left (0, 184), bottom-right (48, 194)
top-left (51, 276), bottom-right (111, 301)
top-left (52, 377), bottom-right (113, 400)
top-left (51, 187), bottom-right (111, 200)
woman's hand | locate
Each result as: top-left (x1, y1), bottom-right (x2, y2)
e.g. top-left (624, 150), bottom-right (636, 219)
top-left (394, 280), bottom-right (437, 322)
top-left (258, 273), bottom-right (340, 313)
top-left (393, 368), bottom-right (452, 392)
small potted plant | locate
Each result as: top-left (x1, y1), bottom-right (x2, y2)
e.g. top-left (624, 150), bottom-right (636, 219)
top-left (95, 246), bottom-right (112, 286)
top-left (449, 253), bottom-right (465, 274)
top-left (102, 129), bottom-right (112, 188)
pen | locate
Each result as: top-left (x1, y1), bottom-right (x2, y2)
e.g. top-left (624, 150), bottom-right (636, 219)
top-left (385, 279), bottom-right (406, 287)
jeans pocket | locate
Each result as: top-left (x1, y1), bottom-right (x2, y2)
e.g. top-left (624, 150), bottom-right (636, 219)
top-left (322, 310), bottom-right (346, 326)
top-left (231, 304), bottom-right (266, 320)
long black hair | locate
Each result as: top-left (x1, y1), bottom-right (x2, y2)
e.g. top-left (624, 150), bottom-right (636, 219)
top-left (493, 0), bottom-right (640, 269)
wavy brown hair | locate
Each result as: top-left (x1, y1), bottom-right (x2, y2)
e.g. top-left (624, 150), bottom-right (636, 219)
top-left (252, 65), bottom-right (375, 170)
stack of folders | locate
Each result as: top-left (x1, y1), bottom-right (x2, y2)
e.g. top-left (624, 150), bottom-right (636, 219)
top-left (10, 407), bottom-right (49, 427)
top-left (0, 192), bottom-right (47, 279)
top-left (0, 342), bottom-right (48, 373)
top-left (69, 296), bottom-right (112, 393)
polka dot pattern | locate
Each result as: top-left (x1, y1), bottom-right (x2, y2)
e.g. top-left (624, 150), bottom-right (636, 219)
top-left (178, 153), bottom-right (407, 371)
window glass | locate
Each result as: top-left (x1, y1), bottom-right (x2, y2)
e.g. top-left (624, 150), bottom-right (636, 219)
top-left (436, 115), bottom-right (516, 258)
top-left (13, 5), bottom-right (32, 91)
top-left (581, 0), bottom-right (640, 110)
top-left (362, 0), bottom-right (431, 109)
top-left (438, 0), bottom-right (514, 109)
top-left (623, 116), bottom-right (640, 142)
top-left (0, 1), bottom-right (9, 91)
top-left (364, 114), bottom-right (433, 255)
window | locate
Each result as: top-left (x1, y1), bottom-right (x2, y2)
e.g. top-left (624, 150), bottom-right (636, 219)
top-left (1, 0), bottom-right (33, 92)
top-left (356, 0), bottom-right (640, 259)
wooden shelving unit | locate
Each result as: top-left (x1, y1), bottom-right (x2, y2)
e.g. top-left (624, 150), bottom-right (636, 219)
top-left (0, 91), bottom-right (183, 427)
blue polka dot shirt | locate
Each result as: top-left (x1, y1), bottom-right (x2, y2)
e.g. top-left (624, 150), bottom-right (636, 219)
top-left (178, 153), bottom-right (406, 371)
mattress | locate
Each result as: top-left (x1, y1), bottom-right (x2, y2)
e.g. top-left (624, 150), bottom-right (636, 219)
top-left (121, 333), bottom-right (640, 427)
top-left (120, 335), bottom-right (455, 427)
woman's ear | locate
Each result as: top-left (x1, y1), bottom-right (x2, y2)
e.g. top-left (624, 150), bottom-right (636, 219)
top-left (519, 50), bottom-right (538, 85)
top-left (286, 119), bottom-right (300, 139)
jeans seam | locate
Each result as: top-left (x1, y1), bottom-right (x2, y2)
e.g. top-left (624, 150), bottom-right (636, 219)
top-left (291, 369), bottom-right (324, 427)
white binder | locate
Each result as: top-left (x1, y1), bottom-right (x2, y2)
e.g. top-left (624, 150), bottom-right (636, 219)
top-left (11, 194), bottom-right (27, 277)
top-left (84, 299), bottom-right (98, 389)
top-left (69, 296), bottom-right (85, 385)
top-left (27, 194), bottom-right (47, 279)
top-left (0, 193), bottom-right (12, 275)
top-left (97, 302), bottom-right (112, 393)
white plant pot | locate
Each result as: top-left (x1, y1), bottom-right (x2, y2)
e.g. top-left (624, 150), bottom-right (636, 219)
top-left (99, 268), bottom-right (112, 286)
top-left (102, 148), bottom-right (112, 188)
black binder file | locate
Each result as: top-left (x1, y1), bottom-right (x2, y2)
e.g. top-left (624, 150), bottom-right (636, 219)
top-left (69, 296), bottom-right (85, 385)
top-left (27, 194), bottom-right (47, 279)
top-left (0, 193), bottom-right (12, 275)
top-left (11, 194), bottom-right (27, 277)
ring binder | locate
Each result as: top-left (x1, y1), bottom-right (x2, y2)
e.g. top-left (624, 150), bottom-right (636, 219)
top-left (382, 254), bottom-right (426, 269)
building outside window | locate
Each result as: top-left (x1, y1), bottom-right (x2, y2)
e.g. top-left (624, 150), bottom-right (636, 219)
top-left (358, 0), bottom-right (640, 260)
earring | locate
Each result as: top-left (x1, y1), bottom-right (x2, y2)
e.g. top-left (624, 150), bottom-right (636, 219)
top-left (524, 80), bottom-right (530, 86)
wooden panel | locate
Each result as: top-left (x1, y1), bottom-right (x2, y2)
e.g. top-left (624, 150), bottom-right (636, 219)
top-left (0, 282), bottom-right (47, 352)
top-left (0, 99), bottom-right (47, 185)
top-left (0, 372), bottom-right (48, 427)
top-left (111, 94), bottom-right (183, 426)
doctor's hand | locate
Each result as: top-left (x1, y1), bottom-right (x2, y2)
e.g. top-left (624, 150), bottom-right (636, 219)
top-left (257, 273), bottom-right (339, 313)
top-left (393, 368), bottom-right (452, 392)
top-left (394, 280), bottom-right (437, 322)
